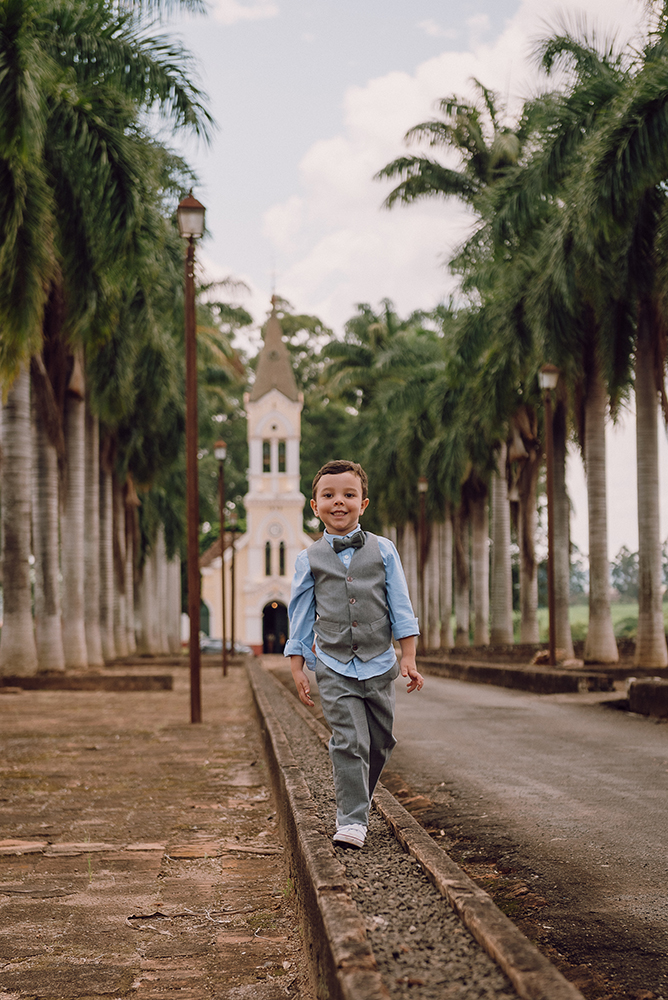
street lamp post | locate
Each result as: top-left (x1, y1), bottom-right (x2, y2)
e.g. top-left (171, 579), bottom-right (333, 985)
top-left (417, 476), bottom-right (428, 655)
top-left (229, 508), bottom-right (237, 656)
top-left (214, 440), bottom-right (228, 678)
top-left (177, 192), bottom-right (205, 723)
top-left (539, 364), bottom-right (560, 667)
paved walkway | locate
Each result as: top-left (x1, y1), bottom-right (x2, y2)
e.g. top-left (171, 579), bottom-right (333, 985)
top-left (0, 658), bottom-right (312, 1000)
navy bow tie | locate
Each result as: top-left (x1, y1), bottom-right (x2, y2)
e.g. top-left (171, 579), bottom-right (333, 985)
top-left (332, 531), bottom-right (365, 553)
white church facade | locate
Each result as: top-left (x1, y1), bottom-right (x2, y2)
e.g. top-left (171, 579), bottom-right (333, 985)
top-left (200, 300), bottom-right (313, 655)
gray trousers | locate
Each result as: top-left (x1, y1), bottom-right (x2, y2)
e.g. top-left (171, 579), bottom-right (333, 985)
top-left (315, 658), bottom-right (399, 828)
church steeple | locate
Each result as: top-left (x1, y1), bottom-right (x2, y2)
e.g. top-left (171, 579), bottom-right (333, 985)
top-left (249, 296), bottom-right (299, 402)
top-left (199, 294), bottom-right (312, 657)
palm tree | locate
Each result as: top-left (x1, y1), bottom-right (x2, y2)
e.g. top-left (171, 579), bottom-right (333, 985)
top-left (553, 396), bottom-right (575, 658)
top-left (378, 84), bottom-right (547, 651)
top-left (489, 442), bottom-right (514, 645)
top-left (61, 354), bottom-right (88, 668)
top-left (0, 0), bottom-right (211, 670)
top-left (84, 403), bottom-right (104, 667)
top-left (0, 369), bottom-right (38, 675)
top-left (99, 436), bottom-right (117, 662)
top-left (469, 481), bottom-right (490, 646)
top-left (31, 355), bottom-right (65, 672)
top-left (486, 31), bottom-right (636, 662)
top-left (574, 15), bottom-right (668, 666)
top-left (452, 502), bottom-right (470, 647)
top-left (376, 80), bottom-right (523, 215)
top-left (437, 515), bottom-right (454, 648)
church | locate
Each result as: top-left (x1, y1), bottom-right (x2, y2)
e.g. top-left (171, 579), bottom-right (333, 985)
top-left (200, 299), bottom-right (314, 655)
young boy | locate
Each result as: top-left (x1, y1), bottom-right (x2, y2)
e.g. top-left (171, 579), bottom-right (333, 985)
top-left (284, 459), bottom-right (424, 850)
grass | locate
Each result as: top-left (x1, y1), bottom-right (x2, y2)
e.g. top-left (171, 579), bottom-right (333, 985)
top-left (449, 602), bottom-right (668, 644)
top-left (531, 602), bottom-right (668, 643)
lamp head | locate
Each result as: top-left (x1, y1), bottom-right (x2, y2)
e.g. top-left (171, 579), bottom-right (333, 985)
top-left (214, 440), bottom-right (227, 462)
top-left (417, 476), bottom-right (429, 494)
top-left (177, 191), bottom-right (206, 239)
top-left (538, 364), bottom-right (560, 391)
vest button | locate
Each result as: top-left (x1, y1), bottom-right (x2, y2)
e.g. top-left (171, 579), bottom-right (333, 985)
top-left (352, 643), bottom-right (359, 651)
top-left (351, 621), bottom-right (358, 627)
top-left (349, 597), bottom-right (356, 604)
top-left (347, 576), bottom-right (353, 582)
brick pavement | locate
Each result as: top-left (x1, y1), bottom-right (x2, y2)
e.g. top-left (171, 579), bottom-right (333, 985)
top-left (0, 658), bottom-right (312, 1000)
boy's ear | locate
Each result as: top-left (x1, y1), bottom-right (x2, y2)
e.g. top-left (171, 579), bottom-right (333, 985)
top-left (310, 498), bottom-right (318, 515)
top-left (360, 498), bottom-right (369, 515)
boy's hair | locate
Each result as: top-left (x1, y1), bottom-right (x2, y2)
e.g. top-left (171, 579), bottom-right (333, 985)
top-left (312, 460), bottom-right (368, 501)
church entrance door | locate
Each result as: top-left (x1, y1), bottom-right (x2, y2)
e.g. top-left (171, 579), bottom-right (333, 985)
top-left (262, 601), bottom-right (288, 654)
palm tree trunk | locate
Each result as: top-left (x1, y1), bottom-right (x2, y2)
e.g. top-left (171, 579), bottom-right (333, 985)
top-left (425, 525), bottom-right (440, 649)
top-left (61, 378), bottom-right (88, 669)
top-left (0, 367), bottom-right (38, 676)
top-left (150, 543), bottom-right (161, 653)
top-left (553, 399), bottom-right (574, 658)
top-left (439, 513), bottom-right (454, 648)
top-left (167, 555), bottom-right (182, 655)
top-left (399, 522), bottom-right (419, 615)
top-left (470, 492), bottom-right (489, 645)
top-left (113, 475), bottom-right (128, 658)
top-left (518, 456), bottom-right (540, 643)
top-left (634, 312), bottom-right (668, 667)
top-left (124, 504), bottom-right (137, 654)
top-left (136, 551), bottom-right (157, 654)
top-left (583, 361), bottom-right (618, 663)
top-left (31, 390), bottom-right (65, 672)
top-left (84, 406), bottom-right (104, 667)
top-left (453, 504), bottom-right (470, 647)
top-left (99, 454), bottom-right (116, 661)
top-left (490, 442), bottom-right (514, 645)
top-left (156, 525), bottom-right (170, 654)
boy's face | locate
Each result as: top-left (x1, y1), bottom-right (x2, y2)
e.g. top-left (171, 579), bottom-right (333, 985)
top-left (311, 471), bottom-right (369, 536)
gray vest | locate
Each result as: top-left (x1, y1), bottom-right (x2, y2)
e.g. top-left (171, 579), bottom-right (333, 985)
top-left (307, 532), bottom-right (392, 663)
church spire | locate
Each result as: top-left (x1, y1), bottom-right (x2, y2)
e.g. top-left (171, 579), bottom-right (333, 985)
top-left (249, 297), bottom-right (299, 402)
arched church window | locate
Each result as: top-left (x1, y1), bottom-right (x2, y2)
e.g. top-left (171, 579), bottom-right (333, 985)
top-left (278, 440), bottom-right (286, 473)
top-left (279, 541), bottom-right (286, 576)
top-left (262, 440), bottom-right (271, 473)
top-left (265, 541), bottom-right (271, 576)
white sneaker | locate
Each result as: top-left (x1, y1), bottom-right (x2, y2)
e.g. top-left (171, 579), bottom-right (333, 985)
top-left (333, 823), bottom-right (367, 849)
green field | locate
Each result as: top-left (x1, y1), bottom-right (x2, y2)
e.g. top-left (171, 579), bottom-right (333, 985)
top-left (450, 603), bottom-right (665, 644)
top-left (529, 603), bottom-right (662, 643)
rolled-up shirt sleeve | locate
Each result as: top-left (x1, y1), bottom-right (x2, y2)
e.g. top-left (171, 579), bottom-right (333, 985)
top-left (284, 549), bottom-right (317, 668)
top-left (379, 537), bottom-right (420, 639)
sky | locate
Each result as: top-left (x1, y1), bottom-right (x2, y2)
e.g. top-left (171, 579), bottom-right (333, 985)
top-left (165, 0), bottom-right (666, 561)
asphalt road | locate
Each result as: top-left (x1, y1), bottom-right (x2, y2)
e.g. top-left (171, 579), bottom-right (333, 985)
top-left (390, 676), bottom-right (668, 998)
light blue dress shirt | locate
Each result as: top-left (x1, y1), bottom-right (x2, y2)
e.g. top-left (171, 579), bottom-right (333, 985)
top-left (284, 527), bottom-right (420, 678)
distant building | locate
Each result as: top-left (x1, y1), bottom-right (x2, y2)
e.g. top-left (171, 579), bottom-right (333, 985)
top-left (200, 298), bottom-right (313, 655)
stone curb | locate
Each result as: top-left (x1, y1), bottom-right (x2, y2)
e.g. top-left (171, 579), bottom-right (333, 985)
top-left (373, 787), bottom-right (584, 1000)
top-left (247, 659), bottom-right (390, 1000)
top-left (418, 658), bottom-right (615, 694)
top-left (627, 676), bottom-right (668, 717)
top-left (0, 673), bottom-right (173, 691)
top-left (250, 660), bottom-right (586, 1000)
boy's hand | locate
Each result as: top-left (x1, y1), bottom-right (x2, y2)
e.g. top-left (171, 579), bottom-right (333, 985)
top-left (290, 656), bottom-right (315, 707)
top-left (400, 656), bottom-right (424, 693)
top-left (397, 635), bottom-right (423, 693)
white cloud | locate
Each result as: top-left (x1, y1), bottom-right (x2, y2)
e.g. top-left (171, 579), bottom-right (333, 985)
top-left (210, 0), bottom-right (278, 26)
top-left (259, 0), bottom-right (645, 334)
top-left (417, 19), bottom-right (458, 40)
top-left (466, 13), bottom-right (491, 47)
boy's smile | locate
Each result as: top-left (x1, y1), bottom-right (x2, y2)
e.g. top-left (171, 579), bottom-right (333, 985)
top-left (311, 471), bottom-right (369, 537)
